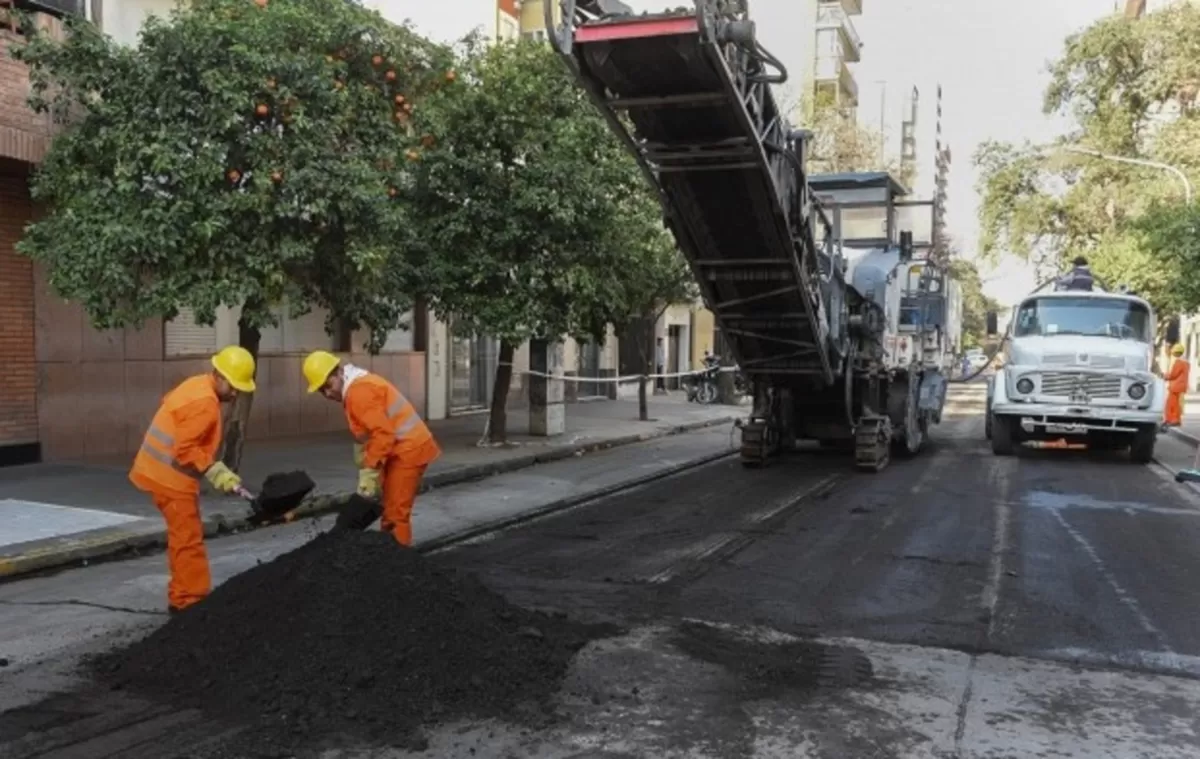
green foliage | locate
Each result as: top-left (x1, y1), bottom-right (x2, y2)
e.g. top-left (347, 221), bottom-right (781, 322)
top-left (13, 0), bottom-right (453, 348)
top-left (601, 187), bottom-right (697, 336)
top-left (406, 38), bottom-right (640, 346)
top-left (947, 256), bottom-right (1003, 350)
top-left (805, 89), bottom-right (912, 188)
top-left (974, 3), bottom-right (1200, 315)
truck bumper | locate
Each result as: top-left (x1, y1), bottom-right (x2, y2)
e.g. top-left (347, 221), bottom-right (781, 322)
top-left (990, 401), bottom-right (1159, 433)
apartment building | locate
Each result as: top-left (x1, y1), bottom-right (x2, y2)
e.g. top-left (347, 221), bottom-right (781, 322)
top-left (0, 0), bottom-right (429, 465)
top-left (814, 0), bottom-right (862, 113)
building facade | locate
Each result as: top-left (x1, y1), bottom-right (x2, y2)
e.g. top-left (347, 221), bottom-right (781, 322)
top-left (814, 0), bottom-right (862, 113)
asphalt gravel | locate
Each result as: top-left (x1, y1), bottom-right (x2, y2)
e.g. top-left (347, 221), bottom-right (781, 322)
top-left (89, 530), bottom-right (613, 756)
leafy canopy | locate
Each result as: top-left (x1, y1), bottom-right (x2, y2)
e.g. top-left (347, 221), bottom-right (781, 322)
top-left (14, 0), bottom-right (454, 347)
top-left (406, 37), bottom-right (643, 346)
top-left (973, 4), bottom-right (1200, 316)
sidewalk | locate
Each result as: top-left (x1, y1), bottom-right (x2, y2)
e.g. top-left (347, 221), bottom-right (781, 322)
top-left (1162, 394), bottom-right (1200, 448)
top-left (0, 396), bottom-right (744, 578)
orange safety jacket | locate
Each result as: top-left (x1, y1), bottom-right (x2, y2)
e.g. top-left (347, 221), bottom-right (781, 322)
top-left (129, 375), bottom-right (223, 496)
top-left (1168, 358), bottom-right (1191, 395)
top-left (344, 373), bottom-right (440, 469)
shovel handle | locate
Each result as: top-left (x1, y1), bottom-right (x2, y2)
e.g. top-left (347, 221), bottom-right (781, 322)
top-left (235, 485), bottom-right (255, 502)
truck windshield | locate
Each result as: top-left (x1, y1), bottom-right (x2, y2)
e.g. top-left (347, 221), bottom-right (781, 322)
top-left (1013, 297), bottom-right (1152, 342)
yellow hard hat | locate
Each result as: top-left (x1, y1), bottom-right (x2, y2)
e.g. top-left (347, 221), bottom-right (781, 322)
top-left (1173, 344), bottom-right (1185, 356)
top-left (211, 345), bottom-right (256, 392)
top-left (303, 350), bottom-right (340, 393)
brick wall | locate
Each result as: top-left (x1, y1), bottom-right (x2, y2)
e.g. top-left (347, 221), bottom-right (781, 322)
top-left (0, 21), bottom-right (60, 164)
top-left (0, 159), bottom-right (38, 447)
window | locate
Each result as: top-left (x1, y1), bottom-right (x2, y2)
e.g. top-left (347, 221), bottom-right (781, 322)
top-left (1013, 297), bottom-right (1152, 342)
top-left (164, 307), bottom-right (218, 357)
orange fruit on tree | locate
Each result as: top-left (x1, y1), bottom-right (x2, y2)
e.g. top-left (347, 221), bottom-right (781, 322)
top-left (227, 169), bottom-right (241, 183)
top-left (387, 186), bottom-right (397, 197)
top-left (271, 171), bottom-right (283, 183)
top-left (445, 70), bottom-right (456, 82)
top-left (372, 55), bottom-right (384, 67)
top-left (394, 94), bottom-right (406, 105)
top-left (266, 77), bottom-right (276, 89)
top-left (402, 102), bottom-right (413, 113)
top-left (254, 0), bottom-right (267, 7)
top-left (334, 80), bottom-right (344, 90)
top-left (255, 103), bottom-right (269, 117)
top-left (385, 70), bottom-right (396, 82)
top-left (406, 149), bottom-right (420, 161)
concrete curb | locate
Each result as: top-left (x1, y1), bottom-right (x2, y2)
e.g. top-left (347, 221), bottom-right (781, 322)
top-left (0, 415), bottom-right (739, 581)
top-left (1167, 426), bottom-right (1200, 448)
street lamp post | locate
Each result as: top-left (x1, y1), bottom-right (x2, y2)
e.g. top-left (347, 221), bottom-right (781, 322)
top-left (1059, 146), bottom-right (1193, 203)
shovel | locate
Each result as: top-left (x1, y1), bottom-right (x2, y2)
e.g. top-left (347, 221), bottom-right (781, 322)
top-left (238, 470), bottom-right (316, 526)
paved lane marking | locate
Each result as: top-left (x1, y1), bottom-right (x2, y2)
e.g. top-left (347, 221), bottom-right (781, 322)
top-left (1048, 506), bottom-right (1181, 671)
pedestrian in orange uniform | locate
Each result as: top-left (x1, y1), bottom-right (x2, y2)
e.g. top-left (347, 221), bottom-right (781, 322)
top-left (302, 350), bottom-right (440, 545)
top-left (1164, 343), bottom-right (1190, 428)
top-left (129, 346), bottom-right (256, 614)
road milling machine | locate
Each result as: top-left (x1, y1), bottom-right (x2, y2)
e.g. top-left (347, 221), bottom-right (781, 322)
top-left (547, 0), bottom-right (961, 471)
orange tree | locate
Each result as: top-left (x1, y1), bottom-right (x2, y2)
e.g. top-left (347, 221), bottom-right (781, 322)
top-left (13, 0), bottom-right (454, 465)
top-left (405, 38), bottom-right (646, 443)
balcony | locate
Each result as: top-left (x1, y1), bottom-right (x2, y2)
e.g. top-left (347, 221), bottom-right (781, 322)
top-left (817, 1), bottom-right (861, 61)
top-left (816, 56), bottom-right (859, 106)
top-left (12, 0), bottom-right (84, 19)
top-left (826, 0), bottom-right (862, 16)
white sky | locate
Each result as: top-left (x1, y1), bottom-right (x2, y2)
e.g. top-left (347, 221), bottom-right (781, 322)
top-left (374, 0), bottom-right (1122, 305)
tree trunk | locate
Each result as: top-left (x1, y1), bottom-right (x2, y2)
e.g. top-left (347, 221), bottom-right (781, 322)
top-left (487, 340), bottom-right (516, 444)
top-left (220, 315), bottom-right (261, 472)
top-left (639, 316), bottom-right (656, 421)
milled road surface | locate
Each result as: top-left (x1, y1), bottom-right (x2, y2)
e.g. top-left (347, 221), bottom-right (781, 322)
top-left (4, 388), bottom-right (1200, 757)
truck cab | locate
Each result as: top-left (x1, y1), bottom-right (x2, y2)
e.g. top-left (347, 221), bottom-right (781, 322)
top-left (986, 289), bottom-right (1163, 462)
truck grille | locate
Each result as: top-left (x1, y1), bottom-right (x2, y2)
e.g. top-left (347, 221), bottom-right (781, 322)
top-left (1039, 372), bottom-right (1123, 399)
top-left (1042, 353), bottom-right (1124, 370)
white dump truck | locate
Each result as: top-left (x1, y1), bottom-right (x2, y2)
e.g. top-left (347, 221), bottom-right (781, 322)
top-left (985, 287), bottom-right (1164, 462)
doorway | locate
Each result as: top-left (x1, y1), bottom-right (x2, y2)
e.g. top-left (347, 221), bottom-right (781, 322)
top-left (449, 330), bottom-right (499, 412)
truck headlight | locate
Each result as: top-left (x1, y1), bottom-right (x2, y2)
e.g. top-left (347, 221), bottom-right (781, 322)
top-left (1016, 377), bottom-right (1034, 394)
top-left (1128, 382), bottom-right (1146, 400)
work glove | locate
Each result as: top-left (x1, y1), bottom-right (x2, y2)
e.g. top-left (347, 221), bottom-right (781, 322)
top-left (357, 468), bottom-right (381, 499)
top-left (352, 443), bottom-right (364, 468)
top-left (204, 461), bottom-right (242, 494)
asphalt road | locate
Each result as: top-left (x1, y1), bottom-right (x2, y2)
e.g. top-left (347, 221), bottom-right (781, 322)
top-left (5, 389), bottom-right (1200, 757)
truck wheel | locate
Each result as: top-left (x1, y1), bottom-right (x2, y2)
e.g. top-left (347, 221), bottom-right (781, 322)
top-left (991, 414), bottom-right (1015, 456)
top-left (1129, 424), bottom-right (1157, 464)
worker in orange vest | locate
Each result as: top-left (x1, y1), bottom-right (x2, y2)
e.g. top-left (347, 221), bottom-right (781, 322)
top-left (129, 345), bottom-right (257, 613)
top-left (302, 350), bottom-right (441, 546)
top-left (1164, 343), bottom-right (1190, 428)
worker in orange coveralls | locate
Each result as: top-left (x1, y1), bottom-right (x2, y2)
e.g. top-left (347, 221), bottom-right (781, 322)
top-left (302, 350), bottom-right (441, 546)
top-left (1164, 343), bottom-right (1190, 428)
top-left (129, 346), bottom-right (256, 614)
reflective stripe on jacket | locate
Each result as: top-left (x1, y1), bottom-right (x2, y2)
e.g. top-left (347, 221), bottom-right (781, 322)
top-left (344, 373), bottom-right (439, 469)
top-left (129, 375), bottom-right (223, 495)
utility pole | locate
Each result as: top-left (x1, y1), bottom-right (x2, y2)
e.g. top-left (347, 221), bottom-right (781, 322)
top-left (1124, 0), bottom-right (1146, 19)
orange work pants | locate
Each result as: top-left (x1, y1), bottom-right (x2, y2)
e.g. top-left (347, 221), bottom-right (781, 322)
top-left (1166, 392), bottom-right (1185, 426)
top-left (151, 490), bottom-right (211, 610)
top-left (380, 458), bottom-right (428, 546)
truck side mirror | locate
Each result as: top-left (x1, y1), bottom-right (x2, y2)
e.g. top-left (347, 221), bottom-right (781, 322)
top-left (986, 311), bottom-right (998, 336)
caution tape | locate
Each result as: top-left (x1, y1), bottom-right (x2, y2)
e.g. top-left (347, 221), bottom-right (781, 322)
top-left (499, 363), bottom-right (738, 384)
